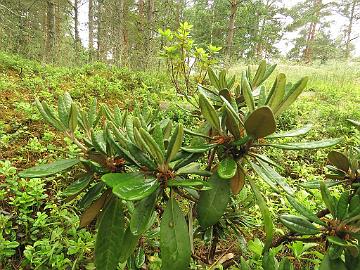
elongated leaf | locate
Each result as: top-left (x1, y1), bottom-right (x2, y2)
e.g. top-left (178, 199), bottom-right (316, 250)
top-left (336, 191), bottom-right (349, 220)
top-left (260, 64), bottom-right (277, 85)
top-left (127, 141), bottom-right (157, 170)
top-left (266, 138), bottom-right (342, 150)
top-left (78, 182), bottom-right (105, 209)
top-left (184, 128), bottom-right (212, 139)
top-left (181, 143), bottom-right (217, 153)
top-left (266, 124), bottom-right (312, 139)
top-left (218, 158), bottom-right (237, 179)
top-left (160, 198), bottom-right (191, 270)
top-left (19, 159), bottom-right (80, 178)
top-left (58, 96), bottom-right (70, 127)
top-left (166, 123), bottom-right (184, 163)
top-left (252, 60), bottom-right (266, 88)
top-left (139, 128), bottom-right (164, 164)
top-left (69, 102), bottom-right (78, 132)
top-left (102, 172), bottom-right (159, 201)
top-left (91, 131), bottom-right (107, 154)
top-left (328, 151), bottom-right (350, 172)
top-left (130, 191), bottom-right (157, 235)
top-left (197, 173), bottom-right (231, 228)
top-left (167, 179), bottom-right (212, 190)
top-left (95, 198), bottom-right (125, 270)
top-left (274, 77), bottom-right (308, 116)
top-left (35, 99), bottom-right (65, 131)
top-left (286, 195), bottom-right (326, 226)
top-left (248, 177), bottom-right (273, 251)
top-left (280, 215), bottom-right (320, 235)
top-left (299, 180), bottom-right (344, 189)
top-left (119, 227), bottom-right (140, 263)
top-left (208, 68), bottom-right (220, 89)
top-left (245, 106), bottom-right (276, 139)
top-left (63, 174), bottom-right (93, 197)
top-left (220, 96), bottom-right (243, 126)
top-left (257, 159), bottom-right (294, 195)
top-left (80, 191), bottom-right (108, 228)
top-left (266, 73), bottom-right (286, 110)
top-left (176, 163), bottom-right (212, 176)
top-left (242, 71), bottom-right (255, 112)
top-left (152, 124), bottom-right (166, 154)
top-left (320, 182), bottom-right (336, 216)
top-left (199, 93), bottom-right (220, 131)
top-left (250, 161), bottom-right (280, 193)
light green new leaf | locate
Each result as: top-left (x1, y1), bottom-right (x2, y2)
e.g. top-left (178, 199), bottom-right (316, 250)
top-left (19, 159), bottom-right (80, 178)
top-left (95, 198), bottom-right (125, 270)
top-left (160, 198), bottom-right (191, 270)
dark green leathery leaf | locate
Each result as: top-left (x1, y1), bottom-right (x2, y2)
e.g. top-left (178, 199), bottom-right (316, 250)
top-left (266, 138), bottom-right (342, 150)
top-left (95, 198), bottom-right (125, 270)
top-left (245, 106), bottom-right (276, 139)
top-left (286, 195), bottom-right (326, 226)
top-left (62, 174), bottom-right (93, 197)
top-left (280, 215), bottom-right (320, 235)
top-left (130, 191), bottom-right (158, 235)
top-left (19, 159), bottom-right (80, 178)
top-left (160, 198), bottom-right (191, 270)
top-left (218, 158), bottom-right (237, 179)
top-left (197, 173), bottom-right (231, 228)
top-left (102, 172), bottom-right (159, 201)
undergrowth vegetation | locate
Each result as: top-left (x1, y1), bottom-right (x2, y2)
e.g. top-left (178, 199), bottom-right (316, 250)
top-left (0, 49), bottom-right (359, 270)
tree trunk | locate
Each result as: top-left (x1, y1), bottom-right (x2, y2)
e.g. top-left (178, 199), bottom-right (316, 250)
top-left (88, 0), bottom-right (94, 60)
top-left (74, 0), bottom-right (80, 56)
top-left (225, 0), bottom-right (238, 59)
top-left (46, 0), bottom-right (56, 62)
top-left (121, 0), bottom-right (130, 66)
top-left (344, 0), bottom-right (356, 59)
top-left (303, 0), bottom-right (322, 63)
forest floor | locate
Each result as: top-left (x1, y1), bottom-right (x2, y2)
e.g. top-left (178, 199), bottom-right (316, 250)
top-left (1, 53), bottom-right (359, 269)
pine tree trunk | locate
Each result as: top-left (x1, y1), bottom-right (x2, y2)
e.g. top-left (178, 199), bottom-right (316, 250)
top-left (225, 0), bottom-right (238, 59)
top-left (345, 0), bottom-right (356, 59)
top-left (46, 0), bottom-right (56, 62)
top-left (303, 0), bottom-right (321, 63)
top-left (88, 0), bottom-right (94, 60)
top-left (74, 0), bottom-right (80, 56)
